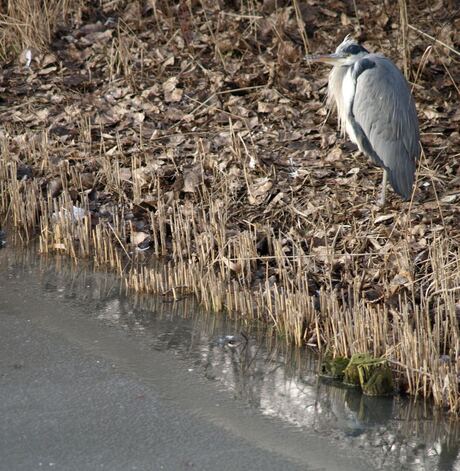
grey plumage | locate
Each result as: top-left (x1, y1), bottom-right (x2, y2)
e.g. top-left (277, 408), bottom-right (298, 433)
top-left (306, 36), bottom-right (420, 204)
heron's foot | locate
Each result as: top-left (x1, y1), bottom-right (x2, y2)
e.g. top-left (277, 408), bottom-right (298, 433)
top-left (377, 170), bottom-right (388, 208)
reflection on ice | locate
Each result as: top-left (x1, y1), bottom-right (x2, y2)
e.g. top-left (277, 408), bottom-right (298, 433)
top-left (4, 249), bottom-right (460, 471)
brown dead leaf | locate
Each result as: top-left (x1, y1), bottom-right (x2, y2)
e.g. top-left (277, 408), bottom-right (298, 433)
top-left (38, 66), bottom-right (57, 76)
top-left (389, 271), bottom-right (413, 295)
top-left (248, 177), bottom-right (272, 205)
top-left (341, 13), bottom-right (351, 26)
top-left (374, 213), bottom-right (395, 224)
top-left (324, 146), bottom-right (343, 162)
top-left (182, 164), bottom-right (202, 193)
top-left (162, 77), bottom-right (183, 103)
top-left (48, 178), bottom-right (63, 197)
top-left (79, 173), bottom-right (95, 190)
top-left (222, 256), bottom-right (242, 274)
top-left (423, 108), bottom-right (447, 120)
top-left (131, 231), bottom-right (149, 246)
top-left (258, 102), bottom-right (275, 113)
top-left (119, 168), bottom-right (132, 181)
top-left (132, 168), bottom-right (149, 188)
top-left (440, 194), bottom-right (458, 204)
top-left (81, 29), bottom-right (113, 44)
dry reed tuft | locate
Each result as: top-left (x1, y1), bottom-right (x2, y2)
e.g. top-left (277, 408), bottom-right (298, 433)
top-left (1, 136), bottom-right (459, 413)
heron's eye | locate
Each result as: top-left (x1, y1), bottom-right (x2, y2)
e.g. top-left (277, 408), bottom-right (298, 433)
top-left (344, 44), bottom-right (368, 55)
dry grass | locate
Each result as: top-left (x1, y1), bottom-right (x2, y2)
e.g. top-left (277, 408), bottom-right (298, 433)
top-left (0, 0), bottom-right (79, 61)
top-left (0, 1), bottom-right (459, 414)
top-left (1, 133), bottom-right (459, 412)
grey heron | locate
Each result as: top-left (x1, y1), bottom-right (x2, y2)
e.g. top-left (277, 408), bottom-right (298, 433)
top-left (306, 36), bottom-right (420, 205)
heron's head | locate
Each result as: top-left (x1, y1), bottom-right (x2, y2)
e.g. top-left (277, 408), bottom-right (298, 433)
top-left (305, 36), bottom-right (369, 67)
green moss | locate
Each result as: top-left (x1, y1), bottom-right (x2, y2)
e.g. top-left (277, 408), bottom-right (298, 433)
top-left (343, 353), bottom-right (372, 386)
top-left (320, 356), bottom-right (350, 379)
top-left (359, 361), bottom-right (394, 396)
top-left (341, 354), bottom-right (394, 395)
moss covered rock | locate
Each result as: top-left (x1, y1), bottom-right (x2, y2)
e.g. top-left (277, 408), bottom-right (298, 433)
top-left (359, 360), bottom-right (394, 396)
top-left (320, 356), bottom-right (350, 379)
top-left (322, 353), bottom-right (394, 396)
top-left (343, 353), bottom-right (372, 386)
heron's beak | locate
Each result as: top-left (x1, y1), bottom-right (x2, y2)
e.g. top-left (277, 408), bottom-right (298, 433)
top-left (305, 52), bottom-right (346, 65)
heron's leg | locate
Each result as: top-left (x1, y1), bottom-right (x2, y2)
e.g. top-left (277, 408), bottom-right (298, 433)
top-left (378, 170), bottom-right (388, 207)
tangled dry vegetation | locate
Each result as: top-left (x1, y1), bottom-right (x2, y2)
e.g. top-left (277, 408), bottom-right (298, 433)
top-left (0, 0), bottom-right (460, 412)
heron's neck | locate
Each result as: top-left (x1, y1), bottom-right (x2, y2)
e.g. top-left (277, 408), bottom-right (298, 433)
top-left (328, 65), bottom-right (348, 135)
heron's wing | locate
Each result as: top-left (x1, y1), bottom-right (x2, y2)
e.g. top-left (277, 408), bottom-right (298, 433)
top-left (353, 55), bottom-right (420, 199)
